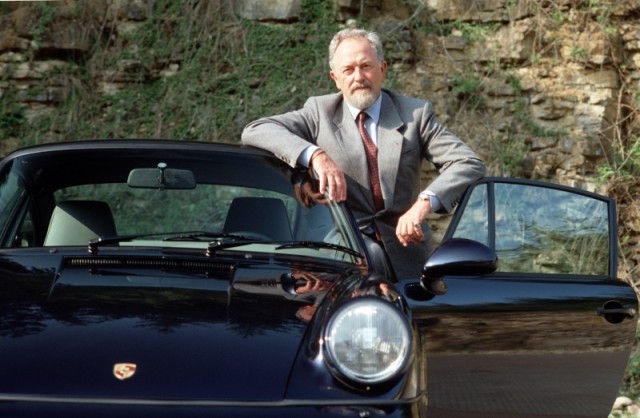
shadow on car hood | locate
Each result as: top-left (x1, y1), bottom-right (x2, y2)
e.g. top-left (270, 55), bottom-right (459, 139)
top-left (0, 256), bottom-right (344, 402)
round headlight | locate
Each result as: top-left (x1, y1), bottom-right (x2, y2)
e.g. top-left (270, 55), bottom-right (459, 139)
top-left (324, 298), bottom-right (411, 385)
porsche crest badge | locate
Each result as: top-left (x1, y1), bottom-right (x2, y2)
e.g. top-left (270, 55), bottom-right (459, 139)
top-left (113, 363), bottom-right (137, 380)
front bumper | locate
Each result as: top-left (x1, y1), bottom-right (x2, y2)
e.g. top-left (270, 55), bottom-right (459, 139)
top-left (0, 396), bottom-right (425, 418)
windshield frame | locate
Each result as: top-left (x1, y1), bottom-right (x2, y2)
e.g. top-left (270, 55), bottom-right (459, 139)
top-left (0, 142), bottom-right (366, 265)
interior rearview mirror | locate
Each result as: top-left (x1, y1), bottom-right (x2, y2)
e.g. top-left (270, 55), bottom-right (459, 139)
top-left (128, 163), bottom-right (196, 190)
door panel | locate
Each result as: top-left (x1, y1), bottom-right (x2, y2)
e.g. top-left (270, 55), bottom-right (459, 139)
top-left (402, 178), bottom-right (638, 417)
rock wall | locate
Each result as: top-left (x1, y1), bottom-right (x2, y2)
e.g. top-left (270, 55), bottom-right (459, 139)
top-left (0, 0), bottom-right (638, 281)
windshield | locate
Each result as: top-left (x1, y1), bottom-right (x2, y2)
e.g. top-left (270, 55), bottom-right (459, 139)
top-left (0, 144), bottom-right (363, 264)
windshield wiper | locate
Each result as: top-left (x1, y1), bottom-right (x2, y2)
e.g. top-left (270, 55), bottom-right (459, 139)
top-left (205, 240), bottom-right (363, 259)
top-left (88, 233), bottom-right (362, 260)
top-left (163, 232), bottom-right (252, 241)
top-left (88, 231), bottom-right (253, 254)
top-left (275, 241), bottom-right (363, 258)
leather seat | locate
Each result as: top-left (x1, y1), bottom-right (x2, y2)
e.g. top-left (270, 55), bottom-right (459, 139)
top-left (223, 197), bottom-right (292, 241)
top-left (44, 200), bottom-right (117, 246)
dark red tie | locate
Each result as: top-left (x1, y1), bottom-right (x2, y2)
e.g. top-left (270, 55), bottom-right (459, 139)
top-left (357, 112), bottom-right (384, 211)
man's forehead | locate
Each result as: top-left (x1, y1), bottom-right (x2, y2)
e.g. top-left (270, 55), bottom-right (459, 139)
top-left (334, 39), bottom-right (377, 64)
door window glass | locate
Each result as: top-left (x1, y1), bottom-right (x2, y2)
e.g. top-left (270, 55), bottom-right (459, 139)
top-left (494, 183), bottom-right (609, 275)
top-left (453, 182), bottom-right (610, 275)
top-left (450, 183), bottom-right (488, 246)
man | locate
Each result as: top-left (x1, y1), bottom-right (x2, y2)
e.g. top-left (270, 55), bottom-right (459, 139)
top-left (242, 28), bottom-right (485, 280)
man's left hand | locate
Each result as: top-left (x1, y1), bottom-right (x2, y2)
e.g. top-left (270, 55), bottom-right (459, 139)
top-left (396, 198), bottom-right (432, 246)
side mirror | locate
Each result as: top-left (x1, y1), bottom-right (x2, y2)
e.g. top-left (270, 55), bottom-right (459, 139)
top-left (421, 238), bottom-right (498, 295)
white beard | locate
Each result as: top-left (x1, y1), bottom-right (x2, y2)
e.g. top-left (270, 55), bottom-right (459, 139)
top-left (345, 87), bottom-right (378, 110)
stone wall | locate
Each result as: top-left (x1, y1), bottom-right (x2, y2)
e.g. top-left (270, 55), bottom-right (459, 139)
top-left (0, 0), bottom-right (638, 281)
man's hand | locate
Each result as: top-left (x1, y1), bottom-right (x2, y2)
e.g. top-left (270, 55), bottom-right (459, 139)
top-left (309, 149), bottom-right (347, 202)
top-left (396, 198), bottom-right (432, 246)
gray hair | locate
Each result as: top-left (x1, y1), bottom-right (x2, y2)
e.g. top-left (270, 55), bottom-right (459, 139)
top-left (328, 28), bottom-right (384, 70)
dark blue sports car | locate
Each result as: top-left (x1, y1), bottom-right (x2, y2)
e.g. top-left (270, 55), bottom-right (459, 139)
top-left (0, 140), bottom-right (635, 417)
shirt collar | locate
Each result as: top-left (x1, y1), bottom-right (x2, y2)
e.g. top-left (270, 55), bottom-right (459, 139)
top-left (346, 94), bottom-right (382, 123)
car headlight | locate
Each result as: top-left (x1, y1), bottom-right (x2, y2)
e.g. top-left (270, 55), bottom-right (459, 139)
top-left (323, 298), bottom-right (411, 386)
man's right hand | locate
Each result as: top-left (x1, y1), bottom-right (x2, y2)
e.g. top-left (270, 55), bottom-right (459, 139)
top-left (309, 149), bottom-right (347, 202)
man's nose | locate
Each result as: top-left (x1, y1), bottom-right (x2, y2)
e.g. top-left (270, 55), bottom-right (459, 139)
top-left (353, 67), bottom-right (365, 81)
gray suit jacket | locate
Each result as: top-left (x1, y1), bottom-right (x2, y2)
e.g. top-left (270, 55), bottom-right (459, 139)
top-left (242, 89), bottom-right (485, 278)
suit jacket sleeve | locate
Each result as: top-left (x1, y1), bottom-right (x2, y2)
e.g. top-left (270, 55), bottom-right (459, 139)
top-left (241, 97), bottom-right (325, 168)
top-left (414, 99), bottom-right (485, 213)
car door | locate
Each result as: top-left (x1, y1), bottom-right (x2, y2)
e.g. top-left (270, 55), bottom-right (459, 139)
top-left (401, 178), bottom-right (638, 418)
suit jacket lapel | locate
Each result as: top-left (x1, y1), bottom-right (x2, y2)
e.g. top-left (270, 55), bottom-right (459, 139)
top-left (377, 92), bottom-right (404, 207)
top-left (331, 102), bottom-right (377, 211)
top-left (330, 94), bottom-right (405, 213)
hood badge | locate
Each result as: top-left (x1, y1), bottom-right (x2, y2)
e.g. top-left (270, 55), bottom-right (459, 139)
top-left (113, 363), bottom-right (137, 380)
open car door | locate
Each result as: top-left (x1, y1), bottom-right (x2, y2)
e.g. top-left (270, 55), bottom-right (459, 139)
top-left (401, 178), bottom-right (638, 418)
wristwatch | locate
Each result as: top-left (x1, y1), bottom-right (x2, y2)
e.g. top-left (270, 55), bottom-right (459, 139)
top-left (418, 191), bottom-right (431, 202)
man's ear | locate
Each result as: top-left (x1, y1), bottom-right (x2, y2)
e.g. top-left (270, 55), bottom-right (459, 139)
top-left (381, 60), bottom-right (388, 78)
top-left (329, 71), bottom-right (340, 90)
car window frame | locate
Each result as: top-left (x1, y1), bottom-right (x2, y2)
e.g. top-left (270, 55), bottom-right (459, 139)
top-left (445, 177), bottom-right (618, 278)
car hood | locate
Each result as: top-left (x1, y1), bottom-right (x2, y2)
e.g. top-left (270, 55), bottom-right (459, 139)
top-left (0, 253), bottom-right (348, 402)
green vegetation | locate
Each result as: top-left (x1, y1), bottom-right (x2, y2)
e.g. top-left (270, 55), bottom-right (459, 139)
top-left (0, 92), bottom-right (26, 138)
top-left (1, 0), bottom-right (339, 145)
top-left (451, 71), bottom-right (483, 108)
top-left (568, 46), bottom-right (588, 62)
top-left (612, 324), bottom-right (640, 417)
top-left (418, 19), bottom-right (500, 43)
top-left (598, 135), bottom-right (640, 182)
top-left (621, 342), bottom-right (640, 399)
top-left (31, 1), bottom-right (56, 44)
